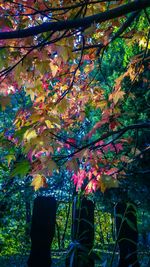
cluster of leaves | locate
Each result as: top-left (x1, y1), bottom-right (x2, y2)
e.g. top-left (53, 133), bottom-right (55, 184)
top-left (0, 0), bottom-right (149, 194)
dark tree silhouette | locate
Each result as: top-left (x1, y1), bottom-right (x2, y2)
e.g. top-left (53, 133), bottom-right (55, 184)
top-left (27, 196), bottom-right (56, 267)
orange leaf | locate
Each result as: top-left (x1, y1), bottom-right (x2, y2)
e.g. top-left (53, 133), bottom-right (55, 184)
top-left (109, 90), bottom-right (125, 105)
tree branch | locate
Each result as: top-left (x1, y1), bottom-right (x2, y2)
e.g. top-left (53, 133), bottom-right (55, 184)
top-left (54, 122), bottom-right (150, 161)
top-left (0, 0), bottom-right (149, 40)
top-left (73, 10), bottom-right (140, 52)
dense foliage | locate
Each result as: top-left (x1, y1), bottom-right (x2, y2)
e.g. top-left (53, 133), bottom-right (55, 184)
top-left (0, 0), bottom-right (149, 195)
top-left (0, 0), bottom-right (150, 264)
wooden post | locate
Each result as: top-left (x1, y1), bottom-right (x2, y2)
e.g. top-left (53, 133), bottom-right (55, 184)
top-left (115, 201), bottom-right (140, 267)
top-left (27, 196), bottom-right (56, 267)
top-left (66, 196), bottom-right (95, 267)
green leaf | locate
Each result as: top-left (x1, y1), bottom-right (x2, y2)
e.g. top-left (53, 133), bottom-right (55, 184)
top-left (0, 162), bottom-right (8, 172)
top-left (14, 126), bottom-right (31, 142)
top-left (10, 160), bottom-right (31, 178)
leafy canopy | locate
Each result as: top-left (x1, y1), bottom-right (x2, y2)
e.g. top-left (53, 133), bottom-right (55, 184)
top-left (0, 0), bottom-right (150, 194)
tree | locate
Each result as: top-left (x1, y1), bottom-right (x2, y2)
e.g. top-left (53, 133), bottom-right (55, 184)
top-left (0, 0), bottom-right (150, 193)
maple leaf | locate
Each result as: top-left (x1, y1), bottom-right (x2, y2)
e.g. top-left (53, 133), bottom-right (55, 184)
top-left (23, 129), bottom-right (37, 142)
top-left (109, 90), bottom-right (125, 105)
top-left (10, 160), bottom-right (31, 178)
top-left (85, 180), bottom-right (99, 194)
top-left (66, 158), bottom-right (78, 172)
top-left (72, 169), bottom-right (87, 191)
top-left (96, 100), bottom-right (107, 110)
top-left (31, 174), bottom-right (47, 191)
top-left (74, 149), bottom-right (88, 160)
top-left (45, 120), bottom-right (53, 129)
top-left (50, 62), bottom-right (58, 77)
top-left (41, 158), bottom-right (58, 176)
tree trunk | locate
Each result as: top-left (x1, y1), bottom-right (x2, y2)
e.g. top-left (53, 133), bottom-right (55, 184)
top-left (27, 196), bottom-right (56, 267)
top-left (25, 199), bottom-right (31, 236)
top-left (66, 196), bottom-right (95, 267)
top-left (115, 201), bottom-right (140, 267)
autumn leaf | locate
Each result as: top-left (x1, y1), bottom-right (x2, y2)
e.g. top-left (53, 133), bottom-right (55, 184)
top-left (50, 62), bottom-right (58, 77)
top-left (101, 175), bottom-right (119, 193)
top-left (23, 129), bottom-right (37, 142)
top-left (66, 158), bottom-right (78, 172)
top-left (14, 126), bottom-right (31, 141)
top-left (96, 100), bottom-right (107, 110)
top-left (28, 113), bottom-right (42, 124)
top-left (109, 90), bottom-right (125, 105)
top-left (74, 149), bottom-right (88, 160)
top-left (31, 174), bottom-right (47, 191)
top-left (45, 120), bottom-right (53, 129)
top-left (41, 158), bottom-right (58, 176)
top-left (57, 98), bottom-right (68, 113)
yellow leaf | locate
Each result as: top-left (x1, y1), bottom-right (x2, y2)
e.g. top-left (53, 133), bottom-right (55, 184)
top-left (35, 95), bottom-right (45, 103)
top-left (50, 62), bottom-right (58, 77)
top-left (24, 129), bottom-right (37, 142)
top-left (139, 37), bottom-right (150, 49)
top-left (84, 23), bottom-right (96, 35)
top-left (84, 65), bottom-right (91, 73)
top-left (36, 60), bottom-right (49, 74)
top-left (97, 100), bottom-right (107, 110)
top-left (46, 115), bottom-right (61, 128)
top-left (31, 174), bottom-right (47, 191)
top-left (29, 113), bottom-right (43, 124)
top-left (25, 89), bottom-right (36, 101)
top-left (60, 85), bottom-right (68, 92)
top-left (100, 180), bottom-right (107, 193)
top-left (6, 154), bottom-right (16, 166)
top-left (25, 80), bottom-right (43, 101)
top-left (109, 90), bottom-right (125, 105)
top-left (45, 120), bottom-right (53, 129)
top-left (101, 175), bottom-right (119, 192)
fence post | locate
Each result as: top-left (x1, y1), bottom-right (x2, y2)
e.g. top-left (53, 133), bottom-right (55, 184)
top-left (115, 201), bottom-right (140, 267)
top-left (66, 196), bottom-right (95, 267)
top-left (27, 196), bottom-right (56, 267)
